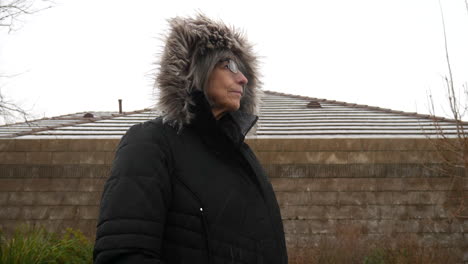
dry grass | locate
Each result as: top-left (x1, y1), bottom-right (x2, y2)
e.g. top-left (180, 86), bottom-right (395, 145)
top-left (290, 225), bottom-right (462, 264)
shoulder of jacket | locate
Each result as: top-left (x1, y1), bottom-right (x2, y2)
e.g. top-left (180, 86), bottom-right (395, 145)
top-left (122, 117), bottom-right (175, 146)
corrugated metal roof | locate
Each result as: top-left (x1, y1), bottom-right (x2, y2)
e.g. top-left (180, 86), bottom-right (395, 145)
top-left (0, 91), bottom-right (465, 139)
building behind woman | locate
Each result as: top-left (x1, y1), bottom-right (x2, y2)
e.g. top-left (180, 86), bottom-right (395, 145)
top-left (93, 14), bottom-right (288, 264)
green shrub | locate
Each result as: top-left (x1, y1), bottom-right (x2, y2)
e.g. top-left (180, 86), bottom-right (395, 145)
top-left (0, 225), bottom-right (92, 264)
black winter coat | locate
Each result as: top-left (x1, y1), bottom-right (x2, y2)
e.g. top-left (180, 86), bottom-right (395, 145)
top-left (93, 105), bottom-right (288, 264)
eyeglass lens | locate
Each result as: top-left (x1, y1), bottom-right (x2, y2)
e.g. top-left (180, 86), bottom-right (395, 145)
top-left (227, 60), bottom-right (239, 74)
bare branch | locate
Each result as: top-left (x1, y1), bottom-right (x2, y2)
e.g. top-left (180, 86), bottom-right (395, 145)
top-left (0, 1), bottom-right (49, 124)
top-left (0, 91), bottom-right (31, 124)
top-left (424, 0), bottom-right (468, 219)
top-left (0, 0), bottom-right (53, 33)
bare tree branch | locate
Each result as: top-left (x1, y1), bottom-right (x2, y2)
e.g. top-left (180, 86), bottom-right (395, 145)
top-left (0, 0), bottom-right (53, 33)
top-left (0, 1), bottom-right (52, 124)
top-left (0, 74), bottom-right (33, 124)
top-left (425, 0), bottom-right (468, 219)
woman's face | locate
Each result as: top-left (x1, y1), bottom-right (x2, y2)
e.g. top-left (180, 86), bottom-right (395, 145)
top-left (206, 59), bottom-right (248, 119)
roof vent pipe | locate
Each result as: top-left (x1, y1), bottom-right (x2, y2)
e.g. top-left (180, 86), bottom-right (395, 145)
top-left (118, 99), bottom-right (122, 114)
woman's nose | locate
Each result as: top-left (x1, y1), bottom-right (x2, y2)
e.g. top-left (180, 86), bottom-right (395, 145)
top-left (235, 72), bottom-right (248, 86)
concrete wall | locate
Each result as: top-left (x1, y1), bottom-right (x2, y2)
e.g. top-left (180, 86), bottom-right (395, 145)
top-left (248, 138), bottom-right (467, 261)
top-left (0, 138), bottom-right (466, 260)
top-left (0, 139), bottom-right (115, 238)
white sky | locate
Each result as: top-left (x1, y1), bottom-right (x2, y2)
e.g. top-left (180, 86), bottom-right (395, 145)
top-left (0, 0), bottom-right (467, 122)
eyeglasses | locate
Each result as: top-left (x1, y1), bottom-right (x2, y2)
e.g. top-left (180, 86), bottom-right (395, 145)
top-left (221, 59), bottom-right (240, 74)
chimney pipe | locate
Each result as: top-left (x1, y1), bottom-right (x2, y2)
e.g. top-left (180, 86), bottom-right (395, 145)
top-left (118, 99), bottom-right (122, 114)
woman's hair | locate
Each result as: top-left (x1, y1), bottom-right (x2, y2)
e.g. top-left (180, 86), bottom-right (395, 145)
top-left (188, 49), bottom-right (246, 107)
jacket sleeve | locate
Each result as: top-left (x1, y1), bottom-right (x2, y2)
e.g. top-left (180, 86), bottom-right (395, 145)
top-left (93, 122), bottom-right (172, 264)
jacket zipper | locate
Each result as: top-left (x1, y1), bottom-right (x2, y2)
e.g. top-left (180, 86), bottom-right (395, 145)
top-left (174, 176), bottom-right (213, 264)
top-left (239, 145), bottom-right (287, 263)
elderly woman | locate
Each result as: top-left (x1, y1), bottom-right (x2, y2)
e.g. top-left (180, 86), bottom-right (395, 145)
top-left (93, 15), bottom-right (288, 264)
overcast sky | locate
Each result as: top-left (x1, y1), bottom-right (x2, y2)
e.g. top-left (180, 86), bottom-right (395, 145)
top-left (1, 0), bottom-right (467, 122)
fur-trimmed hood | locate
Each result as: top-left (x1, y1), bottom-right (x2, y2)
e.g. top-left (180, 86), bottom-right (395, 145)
top-left (156, 14), bottom-right (261, 128)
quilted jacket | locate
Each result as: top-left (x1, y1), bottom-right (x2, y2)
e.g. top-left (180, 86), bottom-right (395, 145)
top-left (93, 94), bottom-right (288, 263)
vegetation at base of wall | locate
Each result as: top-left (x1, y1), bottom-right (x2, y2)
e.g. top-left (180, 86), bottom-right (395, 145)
top-left (0, 225), bottom-right (92, 264)
top-left (292, 225), bottom-right (461, 264)
top-left (0, 224), bottom-right (462, 264)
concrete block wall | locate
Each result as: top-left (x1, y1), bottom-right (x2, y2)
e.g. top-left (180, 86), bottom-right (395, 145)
top-left (0, 139), bottom-right (117, 238)
top-left (0, 138), bottom-right (466, 260)
top-left (248, 138), bottom-right (467, 260)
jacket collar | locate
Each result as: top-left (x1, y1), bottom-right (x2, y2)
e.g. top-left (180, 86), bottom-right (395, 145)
top-left (218, 111), bottom-right (258, 147)
top-left (189, 91), bottom-right (258, 148)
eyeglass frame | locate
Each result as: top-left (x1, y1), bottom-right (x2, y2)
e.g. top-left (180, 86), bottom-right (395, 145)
top-left (219, 58), bottom-right (241, 74)
top-left (216, 58), bottom-right (247, 91)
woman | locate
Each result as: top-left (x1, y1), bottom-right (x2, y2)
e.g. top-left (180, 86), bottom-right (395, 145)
top-left (94, 14), bottom-right (288, 264)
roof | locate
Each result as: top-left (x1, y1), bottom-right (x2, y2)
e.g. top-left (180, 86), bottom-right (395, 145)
top-left (0, 91), bottom-right (465, 139)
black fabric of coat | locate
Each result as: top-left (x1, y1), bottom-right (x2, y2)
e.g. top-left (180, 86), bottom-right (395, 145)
top-left (93, 95), bottom-right (288, 264)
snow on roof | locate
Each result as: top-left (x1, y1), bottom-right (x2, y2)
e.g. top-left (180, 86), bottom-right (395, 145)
top-left (0, 91), bottom-right (465, 139)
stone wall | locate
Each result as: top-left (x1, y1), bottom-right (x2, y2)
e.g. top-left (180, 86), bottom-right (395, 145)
top-left (0, 138), bottom-right (466, 261)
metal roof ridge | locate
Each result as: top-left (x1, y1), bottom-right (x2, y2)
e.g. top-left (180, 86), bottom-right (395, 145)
top-left (0, 108), bottom-right (155, 138)
top-left (263, 90), bottom-right (465, 124)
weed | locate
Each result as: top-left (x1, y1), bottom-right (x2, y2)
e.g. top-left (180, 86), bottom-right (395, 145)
top-left (291, 224), bottom-right (461, 264)
top-left (0, 225), bottom-right (92, 264)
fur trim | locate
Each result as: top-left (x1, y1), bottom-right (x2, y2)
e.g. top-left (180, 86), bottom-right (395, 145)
top-left (156, 14), bottom-right (262, 128)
